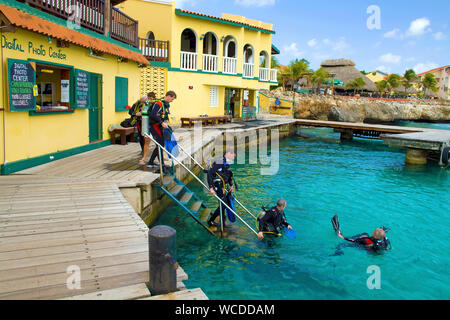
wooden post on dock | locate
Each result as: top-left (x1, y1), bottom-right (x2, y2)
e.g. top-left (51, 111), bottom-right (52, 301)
top-left (148, 225), bottom-right (178, 295)
top-left (405, 148), bottom-right (428, 165)
top-left (340, 129), bottom-right (353, 141)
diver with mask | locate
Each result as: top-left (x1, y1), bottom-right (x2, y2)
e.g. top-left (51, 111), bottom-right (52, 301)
top-left (331, 215), bottom-right (391, 255)
top-left (207, 150), bottom-right (236, 227)
top-left (257, 199), bottom-right (293, 239)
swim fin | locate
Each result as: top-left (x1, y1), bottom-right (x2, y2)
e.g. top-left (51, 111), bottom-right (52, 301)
top-left (331, 215), bottom-right (341, 234)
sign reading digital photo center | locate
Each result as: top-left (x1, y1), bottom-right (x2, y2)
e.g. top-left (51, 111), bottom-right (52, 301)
top-left (7, 59), bottom-right (36, 111)
top-left (74, 69), bottom-right (90, 108)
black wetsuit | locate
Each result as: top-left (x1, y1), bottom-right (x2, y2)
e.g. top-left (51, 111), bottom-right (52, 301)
top-left (207, 157), bottom-right (233, 225)
top-left (334, 233), bottom-right (391, 255)
top-left (148, 100), bottom-right (170, 165)
top-left (258, 206), bottom-right (289, 235)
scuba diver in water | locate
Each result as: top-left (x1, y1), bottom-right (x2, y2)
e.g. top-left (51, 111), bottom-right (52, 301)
top-left (206, 150), bottom-right (236, 228)
top-left (257, 199), bottom-right (293, 240)
top-left (331, 215), bottom-right (391, 255)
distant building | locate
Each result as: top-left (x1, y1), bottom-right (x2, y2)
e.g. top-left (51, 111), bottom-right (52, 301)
top-left (366, 70), bottom-right (388, 83)
top-left (416, 65), bottom-right (450, 99)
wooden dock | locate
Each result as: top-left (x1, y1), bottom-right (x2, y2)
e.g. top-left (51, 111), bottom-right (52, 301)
top-left (295, 119), bottom-right (450, 165)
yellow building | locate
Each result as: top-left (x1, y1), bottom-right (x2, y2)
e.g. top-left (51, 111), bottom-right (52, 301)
top-left (366, 70), bottom-right (388, 83)
top-left (0, 0), bottom-right (149, 174)
top-left (120, 0), bottom-right (279, 121)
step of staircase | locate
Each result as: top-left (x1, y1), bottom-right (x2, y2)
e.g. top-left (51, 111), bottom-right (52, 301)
top-left (162, 175), bottom-right (175, 187)
top-left (179, 192), bottom-right (193, 205)
top-left (190, 201), bottom-right (203, 214)
top-left (169, 184), bottom-right (184, 196)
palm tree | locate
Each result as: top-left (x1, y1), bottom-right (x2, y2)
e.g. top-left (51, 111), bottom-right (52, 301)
top-left (271, 56), bottom-right (280, 69)
top-left (310, 68), bottom-right (330, 94)
top-left (421, 73), bottom-right (438, 97)
top-left (375, 80), bottom-right (388, 95)
top-left (402, 69), bottom-right (416, 94)
top-left (345, 77), bottom-right (366, 95)
top-left (386, 73), bottom-right (402, 94)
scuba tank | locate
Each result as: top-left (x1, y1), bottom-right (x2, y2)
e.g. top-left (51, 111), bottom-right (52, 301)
top-left (141, 102), bottom-right (152, 136)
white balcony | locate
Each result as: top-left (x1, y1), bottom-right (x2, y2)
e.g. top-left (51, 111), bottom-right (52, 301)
top-left (270, 69), bottom-right (278, 82)
top-left (243, 63), bottom-right (254, 78)
top-left (180, 51), bottom-right (198, 70)
top-left (259, 67), bottom-right (269, 81)
top-left (223, 57), bottom-right (237, 75)
top-left (202, 54), bottom-right (219, 73)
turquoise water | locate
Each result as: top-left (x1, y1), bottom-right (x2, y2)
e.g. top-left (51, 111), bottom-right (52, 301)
top-left (156, 126), bottom-right (450, 300)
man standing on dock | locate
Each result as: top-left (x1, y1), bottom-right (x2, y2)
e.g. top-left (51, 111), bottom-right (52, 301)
top-left (207, 150), bottom-right (236, 228)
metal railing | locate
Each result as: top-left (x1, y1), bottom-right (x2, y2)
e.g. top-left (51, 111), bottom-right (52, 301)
top-left (243, 63), bottom-right (254, 78)
top-left (139, 38), bottom-right (170, 62)
top-left (223, 57), bottom-right (237, 75)
top-left (143, 133), bottom-right (258, 236)
top-left (202, 54), bottom-right (219, 73)
top-left (180, 51), bottom-right (198, 70)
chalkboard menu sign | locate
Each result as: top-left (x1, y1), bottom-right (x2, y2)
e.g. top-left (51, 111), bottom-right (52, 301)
top-left (8, 59), bottom-right (36, 111)
top-left (75, 69), bottom-right (89, 108)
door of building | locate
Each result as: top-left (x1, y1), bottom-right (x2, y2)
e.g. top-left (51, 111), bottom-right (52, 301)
top-left (89, 73), bottom-right (103, 143)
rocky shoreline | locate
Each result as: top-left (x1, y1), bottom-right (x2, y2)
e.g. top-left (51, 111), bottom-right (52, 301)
top-left (267, 91), bottom-right (450, 123)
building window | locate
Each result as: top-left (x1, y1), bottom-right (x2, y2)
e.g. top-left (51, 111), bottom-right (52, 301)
top-left (209, 86), bottom-right (218, 107)
top-left (115, 77), bottom-right (129, 112)
top-left (35, 64), bottom-right (72, 113)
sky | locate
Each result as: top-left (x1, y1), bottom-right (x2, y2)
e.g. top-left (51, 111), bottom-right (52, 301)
top-left (174, 0), bottom-right (449, 74)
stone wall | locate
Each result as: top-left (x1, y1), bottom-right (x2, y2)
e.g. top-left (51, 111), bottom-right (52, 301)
top-left (267, 92), bottom-right (450, 123)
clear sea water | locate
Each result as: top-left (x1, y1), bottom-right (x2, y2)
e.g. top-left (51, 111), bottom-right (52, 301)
top-left (156, 122), bottom-right (450, 300)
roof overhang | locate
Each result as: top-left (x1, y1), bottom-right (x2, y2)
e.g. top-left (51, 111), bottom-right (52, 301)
top-left (271, 44), bottom-right (280, 55)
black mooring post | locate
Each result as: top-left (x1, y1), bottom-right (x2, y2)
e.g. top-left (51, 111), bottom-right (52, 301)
top-left (148, 225), bottom-right (178, 295)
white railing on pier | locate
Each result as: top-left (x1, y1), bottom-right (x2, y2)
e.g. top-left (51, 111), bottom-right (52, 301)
top-left (270, 69), bottom-right (278, 82)
top-left (259, 67), bottom-right (269, 81)
top-left (202, 54), bottom-right (219, 73)
top-left (223, 57), bottom-right (237, 75)
top-left (243, 63), bottom-right (254, 78)
top-left (180, 51), bottom-right (198, 70)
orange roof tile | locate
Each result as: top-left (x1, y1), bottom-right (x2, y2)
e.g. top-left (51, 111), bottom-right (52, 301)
top-left (177, 9), bottom-right (275, 33)
top-left (417, 65), bottom-right (449, 76)
top-left (0, 4), bottom-right (149, 66)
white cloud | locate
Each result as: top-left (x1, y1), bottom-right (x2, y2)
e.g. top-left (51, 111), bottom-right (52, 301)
top-left (373, 41), bottom-right (382, 48)
top-left (406, 18), bottom-right (431, 36)
top-left (175, 0), bottom-right (197, 7)
top-left (413, 62), bottom-right (439, 74)
top-left (322, 37), bottom-right (349, 52)
top-left (433, 32), bottom-right (447, 40)
top-left (376, 65), bottom-right (392, 74)
top-left (379, 53), bottom-right (402, 64)
top-left (282, 42), bottom-right (304, 59)
top-left (234, 0), bottom-right (275, 7)
top-left (307, 38), bottom-right (318, 48)
top-left (405, 57), bottom-right (416, 63)
top-left (384, 28), bottom-right (403, 39)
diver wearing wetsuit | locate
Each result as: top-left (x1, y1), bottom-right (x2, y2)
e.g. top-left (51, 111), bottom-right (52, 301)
top-left (207, 150), bottom-right (236, 227)
top-left (257, 199), bottom-right (292, 239)
top-left (334, 226), bottom-right (391, 255)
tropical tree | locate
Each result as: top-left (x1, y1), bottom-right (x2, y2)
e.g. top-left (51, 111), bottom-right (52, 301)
top-left (402, 69), bottom-right (416, 94)
top-left (345, 77), bottom-right (366, 94)
top-left (310, 67), bottom-right (330, 94)
top-left (375, 80), bottom-right (388, 94)
top-left (386, 73), bottom-right (402, 94)
top-left (282, 58), bottom-right (311, 92)
top-left (421, 73), bottom-right (439, 97)
top-left (271, 56), bottom-right (280, 69)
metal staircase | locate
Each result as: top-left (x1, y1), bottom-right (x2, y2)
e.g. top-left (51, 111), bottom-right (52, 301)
top-left (144, 132), bottom-right (259, 238)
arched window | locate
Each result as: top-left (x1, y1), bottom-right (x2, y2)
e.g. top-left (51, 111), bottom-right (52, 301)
top-left (202, 32), bottom-right (218, 56)
top-left (181, 28), bottom-right (197, 53)
top-left (244, 44), bottom-right (254, 63)
top-left (146, 31), bottom-right (155, 41)
top-left (223, 36), bottom-right (237, 58)
top-left (259, 50), bottom-right (269, 68)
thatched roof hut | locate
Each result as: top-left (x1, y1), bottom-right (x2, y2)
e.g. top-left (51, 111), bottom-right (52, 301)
top-left (320, 58), bottom-right (377, 92)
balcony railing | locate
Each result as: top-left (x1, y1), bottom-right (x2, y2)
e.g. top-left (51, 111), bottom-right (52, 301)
top-left (259, 68), bottom-right (269, 81)
top-left (243, 63), bottom-right (254, 78)
top-left (223, 57), bottom-right (237, 75)
top-left (111, 7), bottom-right (138, 47)
top-left (22, 0), bottom-right (138, 48)
top-left (180, 51), bottom-right (198, 70)
top-left (202, 54), bottom-right (219, 73)
top-left (270, 69), bottom-right (278, 82)
top-left (139, 38), bottom-right (169, 62)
